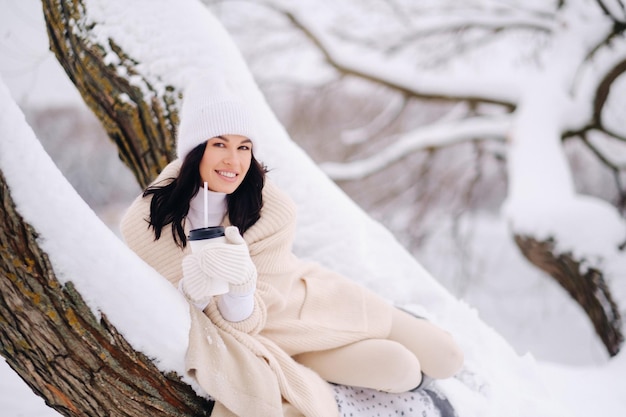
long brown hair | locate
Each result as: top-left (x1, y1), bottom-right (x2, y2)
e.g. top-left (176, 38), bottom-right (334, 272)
top-left (143, 141), bottom-right (266, 247)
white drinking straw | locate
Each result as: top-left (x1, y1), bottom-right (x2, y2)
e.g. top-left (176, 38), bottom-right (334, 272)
top-left (203, 181), bottom-right (209, 228)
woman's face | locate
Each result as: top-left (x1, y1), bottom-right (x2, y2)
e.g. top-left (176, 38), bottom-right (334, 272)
top-left (199, 134), bottom-right (253, 194)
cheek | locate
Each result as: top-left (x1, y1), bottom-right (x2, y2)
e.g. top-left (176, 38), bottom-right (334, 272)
top-left (199, 155), bottom-right (215, 178)
top-left (199, 164), bottom-right (214, 184)
top-left (241, 162), bottom-right (252, 179)
top-left (243, 155), bottom-right (252, 171)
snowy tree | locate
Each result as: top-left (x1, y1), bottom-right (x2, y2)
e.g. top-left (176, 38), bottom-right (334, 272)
top-left (41, 0), bottom-right (178, 188)
top-left (0, 0), bottom-right (575, 416)
top-left (0, 0), bottom-right (215, 414)
top-left (0, 175), bottom-right (212, 416)
top-left (204, 0), bottom-right (626, 356)
top-left (0, 3), bottom-right (206, 413)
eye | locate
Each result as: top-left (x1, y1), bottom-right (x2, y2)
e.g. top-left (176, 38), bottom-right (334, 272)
top-left (211, 141), bottom-right (226, 148)
top-left (238, 144), bottom-right (251, 151)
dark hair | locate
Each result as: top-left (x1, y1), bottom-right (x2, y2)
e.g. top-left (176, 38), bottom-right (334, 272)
top-left (143, 141), bottom-right (266, 247)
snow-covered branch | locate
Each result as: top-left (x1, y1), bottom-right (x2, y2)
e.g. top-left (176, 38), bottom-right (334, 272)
top-left (259, 1), bottom-right (522, 106)
top-left (390, 12), bottom-right (556, 39)
top-left (322, 114), bottom-right (511, 180)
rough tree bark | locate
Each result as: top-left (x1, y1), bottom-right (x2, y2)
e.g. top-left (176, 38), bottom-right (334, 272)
top-left (515, 235), bottom-right (624, 356)
top-left (41, 0), bottom-right (177, 188)
top-left (0, 170), bottom-right (213, 416)
top-left (0, 0), bottom-right (218, 415)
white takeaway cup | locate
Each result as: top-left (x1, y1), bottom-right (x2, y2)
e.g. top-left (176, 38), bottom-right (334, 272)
top-left (188, 226), bottom-right (230, 296)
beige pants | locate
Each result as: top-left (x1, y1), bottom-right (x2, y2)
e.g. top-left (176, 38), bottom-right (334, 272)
top-left (293, 308), bottom-right (464, 393)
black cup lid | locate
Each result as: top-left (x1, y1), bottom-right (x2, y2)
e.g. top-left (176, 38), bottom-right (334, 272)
top-left (188, 226), bottom-right (225, 241)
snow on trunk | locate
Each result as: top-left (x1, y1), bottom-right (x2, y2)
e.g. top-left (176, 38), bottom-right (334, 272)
top-left (503, 3), bottom-right (626, 355)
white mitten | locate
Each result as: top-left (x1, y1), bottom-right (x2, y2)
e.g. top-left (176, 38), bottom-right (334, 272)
top-left (197, 226), bottom-right (257, 296)
top-left (180, 253), bottom-right (217, 305)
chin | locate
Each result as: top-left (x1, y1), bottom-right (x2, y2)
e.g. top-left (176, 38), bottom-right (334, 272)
top-left (221, 184), bottom-right (241, 194)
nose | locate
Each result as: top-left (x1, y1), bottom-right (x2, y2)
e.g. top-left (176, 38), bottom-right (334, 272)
top-left (223, 148), bottom-right (238, 165)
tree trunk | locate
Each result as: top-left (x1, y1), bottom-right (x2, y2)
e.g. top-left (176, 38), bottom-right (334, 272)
top-left (515, 235), bottom-right (624, 356)
top-left (41, 0), bottom-right (177, 188)
top-left (0, 170), bottom-right (213, 416)
top-left (0, 0), bottom-right (217, 413)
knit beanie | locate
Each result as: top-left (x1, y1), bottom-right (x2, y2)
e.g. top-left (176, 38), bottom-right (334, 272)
top-left (176, 75), bottom-right (257, 160)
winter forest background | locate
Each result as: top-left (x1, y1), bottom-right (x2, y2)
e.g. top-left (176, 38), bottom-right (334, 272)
top-left (1, 0), bottom-right (626, 415)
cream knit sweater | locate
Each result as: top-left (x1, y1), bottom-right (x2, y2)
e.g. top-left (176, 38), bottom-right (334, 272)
top-left (120, 160), bottom-right (393, 417)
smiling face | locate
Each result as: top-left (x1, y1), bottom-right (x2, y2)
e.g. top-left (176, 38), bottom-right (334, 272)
top-left (199, 135), bottom-right (253, 194)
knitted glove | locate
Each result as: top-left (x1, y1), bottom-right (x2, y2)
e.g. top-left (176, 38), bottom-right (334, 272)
top-left (195, 226), bottom-right (257, 296)
top-left (180, 253), bottom-right (218, 306)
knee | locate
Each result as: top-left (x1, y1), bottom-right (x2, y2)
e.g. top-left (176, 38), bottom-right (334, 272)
top-left (450, 339), bottom-right (465, 373)
top-left (430, 334), bottom-right (464, 379)
top-left (376, 342), bottom-right (423, 393)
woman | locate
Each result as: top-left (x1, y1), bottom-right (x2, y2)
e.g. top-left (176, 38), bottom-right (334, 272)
top-left (121, 75), bottom-right (464, 417)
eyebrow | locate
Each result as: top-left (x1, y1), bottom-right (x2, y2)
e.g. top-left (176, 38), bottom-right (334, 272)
top-left (215, 135), bottom-right (252, 144)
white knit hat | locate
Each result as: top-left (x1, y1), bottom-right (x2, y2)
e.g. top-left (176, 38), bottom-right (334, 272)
top-left (176, 75), bottom-right (257, 160)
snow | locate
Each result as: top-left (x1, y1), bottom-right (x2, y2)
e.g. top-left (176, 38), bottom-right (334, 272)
top-left (1, 0), bottom-right (625, 416)
top-left (0, 0), bottom-right (82, 109)
top-left (540, 352), bottom-right (626, 415)
top-left (0, 78), bottom-right (192, 375)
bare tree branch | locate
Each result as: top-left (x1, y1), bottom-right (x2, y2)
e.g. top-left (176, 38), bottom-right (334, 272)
top-left (593, 58), bottom-right (626, 124)
top-left (596, 0), bottom-right (626, 23)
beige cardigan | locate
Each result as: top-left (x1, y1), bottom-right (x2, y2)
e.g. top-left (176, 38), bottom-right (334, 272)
top-left (120, 160), bottom-right (393, 417)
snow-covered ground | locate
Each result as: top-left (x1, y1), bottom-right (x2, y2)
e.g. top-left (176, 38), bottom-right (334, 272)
top-left (1, 0), bottom-right (625, 416)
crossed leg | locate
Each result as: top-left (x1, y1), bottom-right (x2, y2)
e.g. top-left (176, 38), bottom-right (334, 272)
top-left (293, 307), bottom-right (464, 393)
top-left (388, 308), bottom-right (464, 379)
top-left (293, 338), bottom-right (422, 393)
